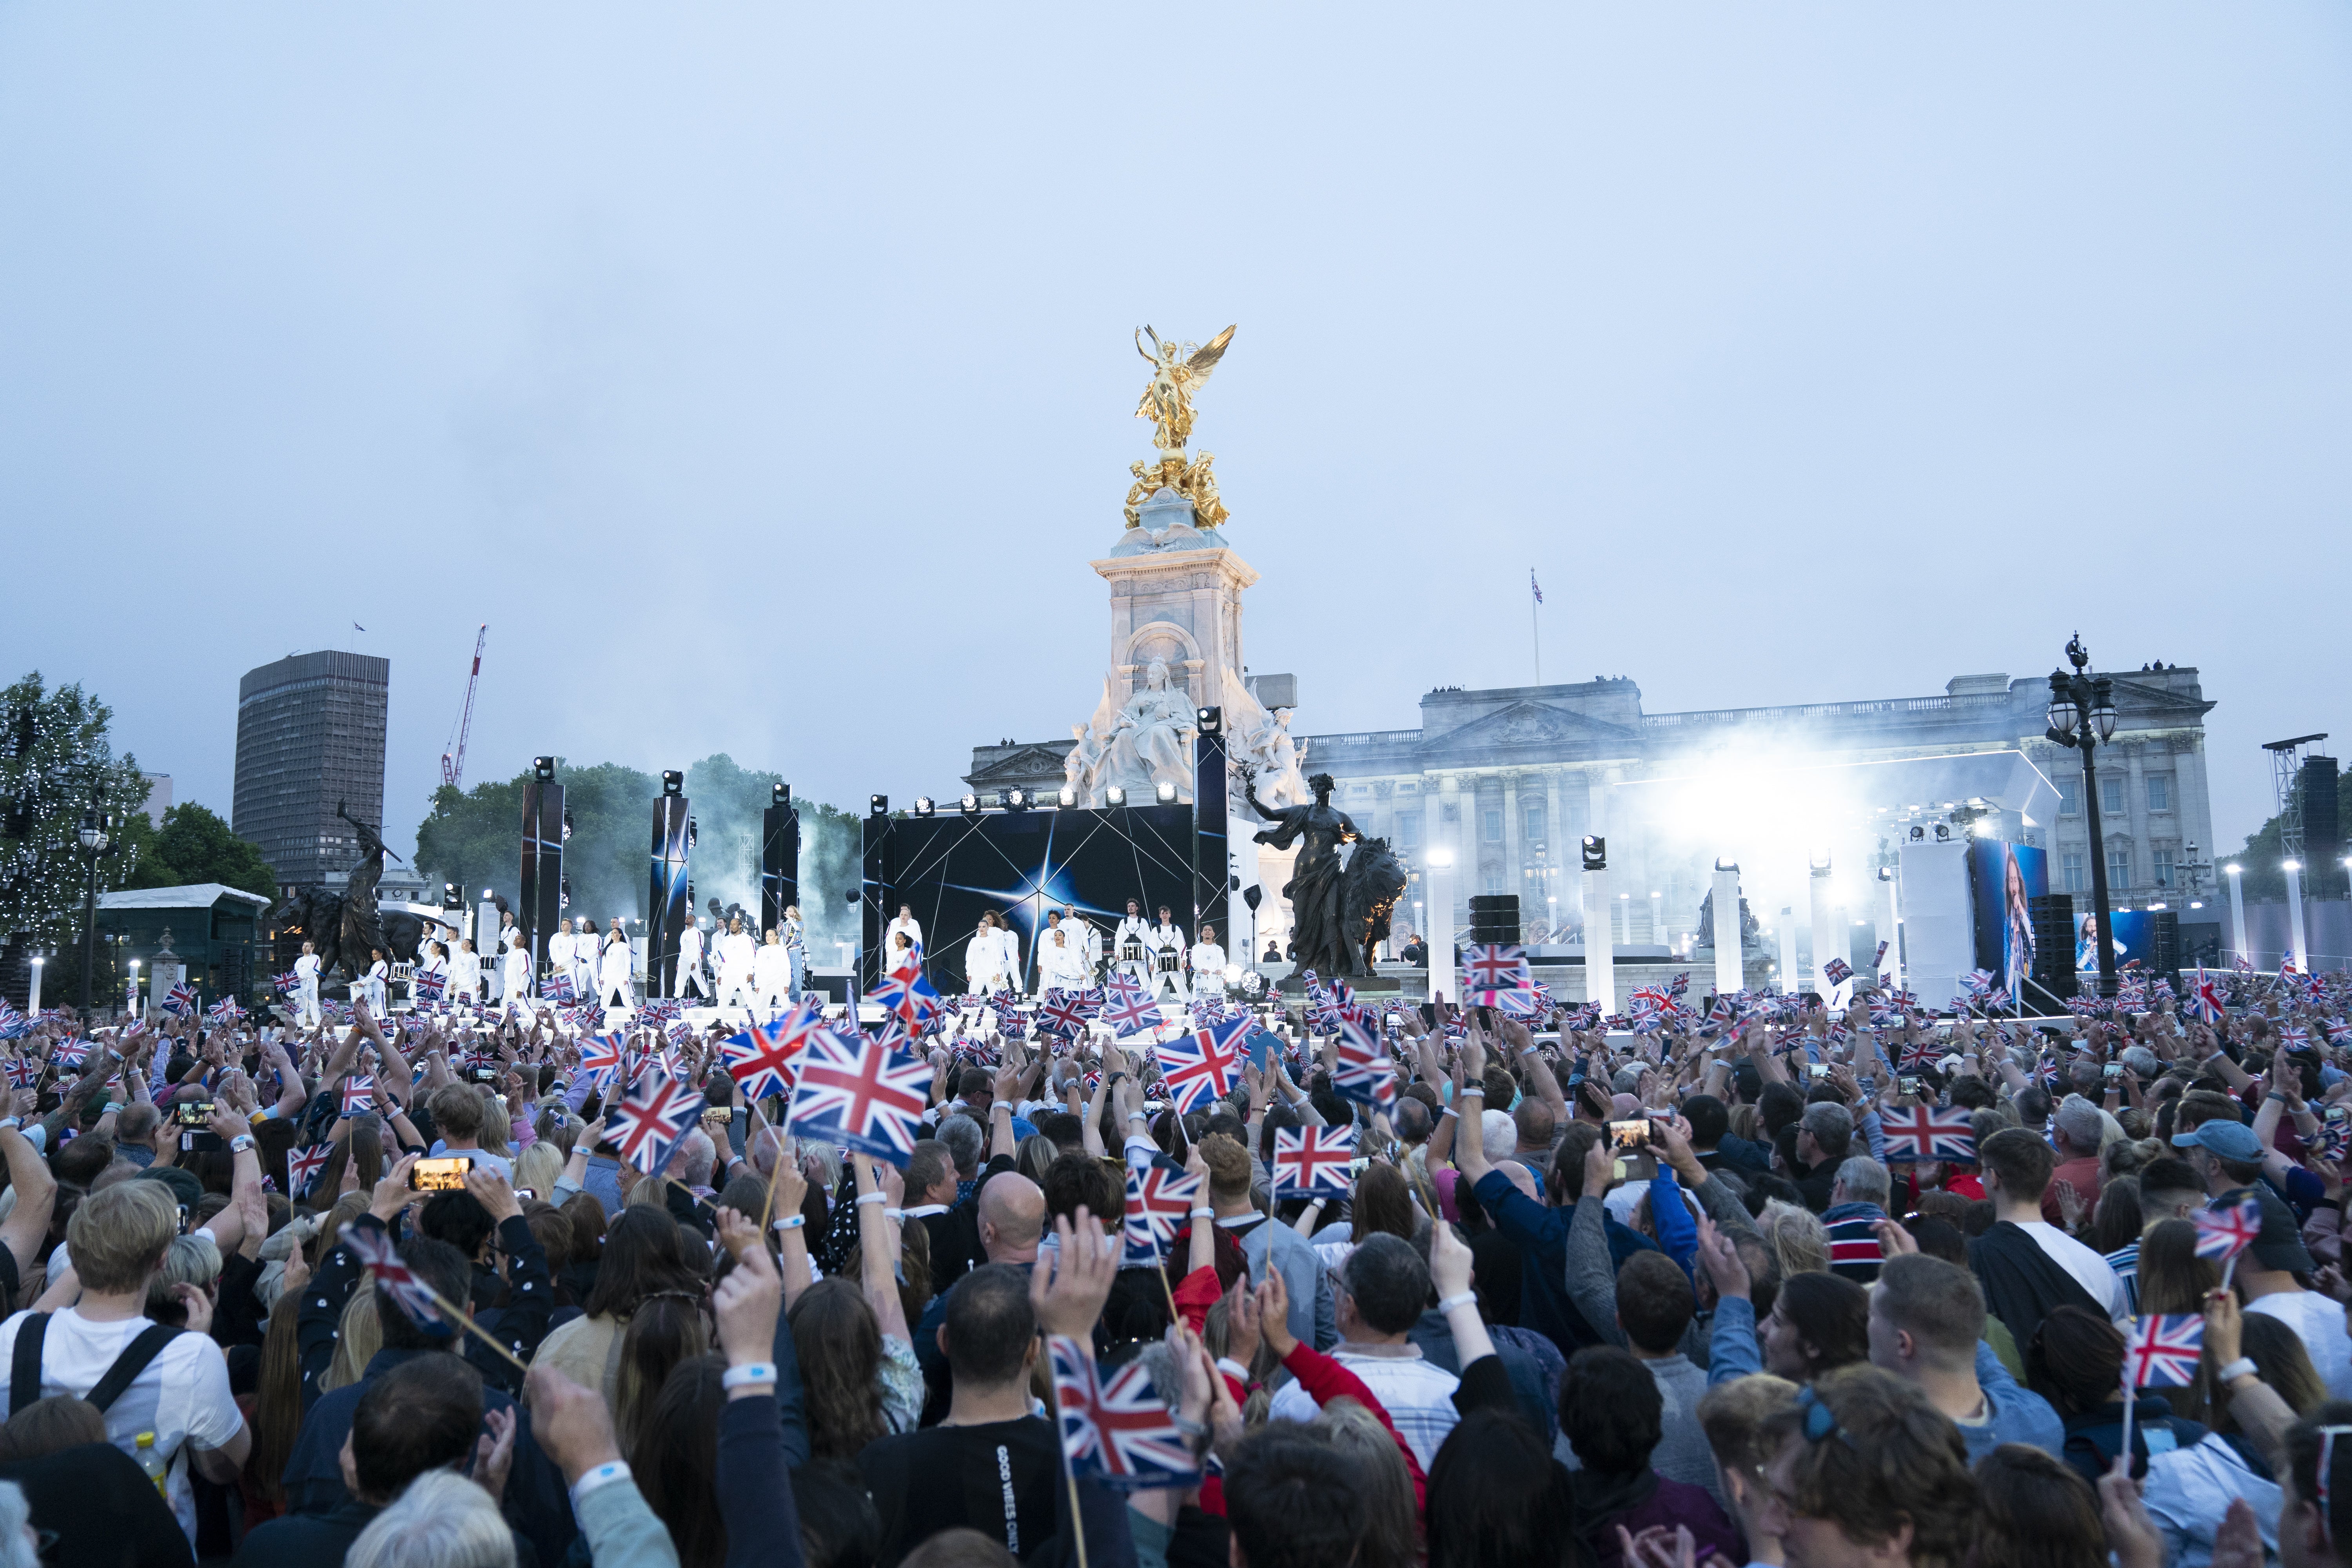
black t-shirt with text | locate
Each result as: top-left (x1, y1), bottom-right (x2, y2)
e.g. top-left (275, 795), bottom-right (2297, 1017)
top-left (858, 1416), bottom-right (1058, 1565)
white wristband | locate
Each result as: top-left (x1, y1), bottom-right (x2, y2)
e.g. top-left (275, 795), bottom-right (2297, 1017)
top-left (775, 1214), bottom-right (806, 1230)
top-left (720, 1362), bottom-right (778, 1389)
top-left (1437, 1290), bottom-right (1478, 1314)
top-left (570, 1461), bottom-right (632, 1504)
top-left (856, 1191), bottom-right (888, 1206)
top-left (1191, 1207), bottom-right (1214, 1218)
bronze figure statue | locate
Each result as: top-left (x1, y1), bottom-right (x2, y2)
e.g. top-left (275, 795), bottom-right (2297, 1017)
top-left (1243, 768), bottom-right (1396, 979)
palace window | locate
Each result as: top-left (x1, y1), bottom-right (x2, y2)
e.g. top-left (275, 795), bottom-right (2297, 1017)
top-left (1398, 812), bottom-right (1421, 848)
top-left (1482, 810), bottom-right (1503, 843)
top-left (2058, 779), bottom-right (2080, 817)
top-left (2148, 776), bottom-right (2171, 811)
top-left (1525, 805), bottom-right (1546, 844)
top-left (2108, 847), bottom-right (2132, 889)
top-left (2101, 778), bottom-right (2125, 815)
top-left (2061, 853), bottom-right (2086, 892)
top-left (2153, 848), bottom-right (2175, 887)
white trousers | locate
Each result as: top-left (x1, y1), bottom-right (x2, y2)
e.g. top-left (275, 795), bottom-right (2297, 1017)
top-left (717, 970), bottom-right (756, 1011)
top-left (677, 962), bottom-right (710, 999)
top-left (601, 976), bottom-right (634, 1009)
top-left (1152, 967), bottom-right (1189, 1002)
top-left (297, 982), bottom-right (321, 1029)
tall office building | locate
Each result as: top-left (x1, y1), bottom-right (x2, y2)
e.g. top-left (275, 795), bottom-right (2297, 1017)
top-left (233, 651), bottom-right (390, 894)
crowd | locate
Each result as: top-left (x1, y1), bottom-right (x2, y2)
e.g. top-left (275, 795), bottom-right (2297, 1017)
top-left (0, 957), bottom-right (2348, 1568)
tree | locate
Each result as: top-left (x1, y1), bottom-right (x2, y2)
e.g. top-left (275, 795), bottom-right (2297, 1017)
top-left (0, 672), bottom-right (150, 944)
top-left (123, 803), bottom-right (278, 899)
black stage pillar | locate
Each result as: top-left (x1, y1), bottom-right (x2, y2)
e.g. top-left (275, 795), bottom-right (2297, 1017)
top-left (761, 782), bottom-right (800, 938)
top-left (518, 762), bottom-right (564, 987)
top-left (648, 779), bottom-right (691, 998)
top-left (861, 797), bottom-right (895, 991)
top-left (1192, 713), bottom-right (1228, 941)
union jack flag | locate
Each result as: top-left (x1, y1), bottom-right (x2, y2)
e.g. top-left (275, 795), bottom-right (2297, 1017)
top-left (536, 970), bottom-right (571, 1005)
top-left (1154, 1016), bottom-right (1248, 1115)
top-left (340, 1221), bottom-right (446, 1331)
top-left (789, 1023), bottom-right (931, 1166)
top-left (412, 968), bottom-right (449, 1003)
top-left (1823, 958), bottom-right (1853, 985)
top-left (2192, 1197), bottom-right (2263, 1264)
top-left (271, 970), bottom-right (301, 997)
top-left (1187, 993), bottom-right (1230, 1027)
top-left (2189, 970), bottom-right (2224, 1024)
top-left (1898, 1038), bottom-right (1941, 1072)
top-left (1036, 990), bottom-right (1091, 1040)
top-left (1122, 1151), bottom-right (1204, 1266)
top-left (1878, 1106), bottom-right (1976, 1164)
top-left (1873, 940), bottom-right (1889, 968)
top-left (1463, 944), bottom-right (1530, 1002)
top-left (1273, 1125), bottom-right (1356, 1198)
top-left (1048, 1334), bottom-right (1198, 1490)
top-left (723, 1001), bottom-right (818, 1102)
top-left (2125, 1314), bottom-right (2205, 1388)
top-left (3, 1058), bottom-right (40, 1090)
top-left (286, 1143), bottom-right (330, 1194)
top-left (610, 1073), bottom-right (705, 1174)
top-left (0, 1004), bottom-right (25, 1043)
top-left (2281, 1025), bottom-right (2315, 1052)
top-left (869, 964), bottom-right (942, 1032)
top-left (1100, 975), bottom-right (1160, 1040)
top-left (162, 984), bottom-right (197, 1019)
top-left (637, 997), bottom-right (685, 1029)
top-left (339, 1074), bottom-right (376, 1115)
top-left (1332, 1014), bottom-right (1398, 1114)
top-left (577, 1032), bottom-right (625, 1088)
top-left (1961, 969), bottom-right (1995, 999)
top-left (49, 1039), bottom-right (88, 1071)
top-left (2232, 952), bottom-right (2254, 973)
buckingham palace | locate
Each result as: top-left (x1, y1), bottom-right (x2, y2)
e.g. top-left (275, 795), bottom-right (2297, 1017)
top-left (968, 661), bottom-right (2217, 967)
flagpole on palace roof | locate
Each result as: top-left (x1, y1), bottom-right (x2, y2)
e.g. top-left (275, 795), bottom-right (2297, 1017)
top-left (1530, 568), bottom-right (1543, 686)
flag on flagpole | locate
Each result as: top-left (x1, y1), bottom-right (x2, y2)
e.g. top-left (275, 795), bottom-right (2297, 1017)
top-left (1272, 1125), bottom-right (1357, 1198)
top-left (2192, 1197), bottom-right (2263, 1264)
top-left (1048, 1335), bottom-right (1200, 1490)
top-left (1530, 569), bottom-right (1543, 604)
top-left (340, 1223), bottom-right (446, 1331)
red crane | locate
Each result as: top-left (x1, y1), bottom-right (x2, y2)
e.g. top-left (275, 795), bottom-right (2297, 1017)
top-left (439, 624), bottom-right (487, 791)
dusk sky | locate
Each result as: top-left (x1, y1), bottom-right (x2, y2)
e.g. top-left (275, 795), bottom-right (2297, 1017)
top-left (3, 4), bottom-right (2346, 864)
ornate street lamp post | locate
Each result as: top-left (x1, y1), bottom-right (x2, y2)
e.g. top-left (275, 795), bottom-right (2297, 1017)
top-left (2045, 636), bottom-right (2120, 998)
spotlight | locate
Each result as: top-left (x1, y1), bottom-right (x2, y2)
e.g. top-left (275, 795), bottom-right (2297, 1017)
top-left (1808, 847), bottom-right (1833, 873)
top-left (1001, 789), bottom-right (1027, 811)
top-left (442, 882), bottom-right (461, 909)
top-left (1156, 780), bottom-right (1178, 804)
top-left (1197, 707), bottom-right (1221, 735)
top-left (960, 794), bottom-right (981, 819)
top-left (481, 888), bottom-right (494, 900)
top-left (1933, 824), bottom-right (1951, 842)
top-left (913, 797), bottom-right (936, 818)
top-left (662, 770), bottom-right (684, 797)
top-left (870, 794), bottom-right (889, 817)
top-left (1713, 857), bottom-right (1738, 873)
top-left (1907, 825), bottom-right (1924, 842)
top-left (1580, 836), bottom-right (1606, 871)
top-left (533, 756), bottom-right (555, 780)
top-left (1877, 866), bottom-right (1893, 882)
top-left (1057, 787), bottom-right (1077, 808)
top-left (773, 782), bottom-right (789, 808)
top-left (1105, 786), bottom-right (1126, 806)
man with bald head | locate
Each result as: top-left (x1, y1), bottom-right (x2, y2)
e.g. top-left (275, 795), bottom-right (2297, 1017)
top-left (911, 1171), bottom-right (1047, 1390)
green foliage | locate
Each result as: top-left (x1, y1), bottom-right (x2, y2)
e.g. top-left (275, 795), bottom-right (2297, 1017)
top-left (123, 803), bottom-right (279, 899)
top-left (0, 672), bottom-right (149, 942)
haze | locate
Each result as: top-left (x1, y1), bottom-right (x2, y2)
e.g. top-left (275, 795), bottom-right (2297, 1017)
top-left (2, 4), bottom-right (2345, 863)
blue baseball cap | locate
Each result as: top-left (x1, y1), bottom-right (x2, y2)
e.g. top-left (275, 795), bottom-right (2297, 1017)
top-left (2171, 1119), bottom-right (2263, 1162)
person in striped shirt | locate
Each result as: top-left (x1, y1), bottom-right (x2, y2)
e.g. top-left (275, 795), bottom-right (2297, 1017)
top-left (1821, 1156), bottom-right (1893, 1283)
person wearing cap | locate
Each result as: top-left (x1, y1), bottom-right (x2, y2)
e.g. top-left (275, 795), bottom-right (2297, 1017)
top-left (2174, 1118), bottom-right (2352, 1400)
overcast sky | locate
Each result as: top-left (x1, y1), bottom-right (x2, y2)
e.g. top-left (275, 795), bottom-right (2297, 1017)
top-left (3, 4), bottom-right (2346, 867)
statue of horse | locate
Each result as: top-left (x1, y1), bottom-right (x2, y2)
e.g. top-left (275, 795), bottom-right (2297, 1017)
top-left (1341, 836), bottom-right (1409, 972)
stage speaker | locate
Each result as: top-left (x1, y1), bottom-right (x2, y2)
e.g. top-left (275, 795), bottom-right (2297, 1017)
top-left (1467, 894), bottom-right (1522, 946)
top-left (2029, 894), bottom-right (2076, 1002)
top-left (648, 795), bottom-right (691, 997)
top-left (2307, 756), bottom-right (2341, 895)
top-left (2150, 909), bottom-right (2180, 987)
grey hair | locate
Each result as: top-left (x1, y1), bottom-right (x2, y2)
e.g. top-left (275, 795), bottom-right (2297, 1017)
top-left (1800, 1100), bottom-right (1855, 1160)
top-left (2053, 1094), bottom-right (2107, 1155)
top-left (2120, 1045), bottom-right (2163, 1081)
top-left (937, 1114), bottom-right (985, 1176)
top-left (1610, 1064), bottom-right (1645, 1096)
top-left (674, 1128), bottom-right (718, 1189)
top-left (345, 1471), bottom-right (516, 1568)
top-left (1833, 1155), bottom-right (1891, 1209)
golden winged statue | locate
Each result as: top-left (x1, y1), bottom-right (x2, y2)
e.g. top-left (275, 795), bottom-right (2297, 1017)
top-left (1134, 324), bottom-right (1236, 453)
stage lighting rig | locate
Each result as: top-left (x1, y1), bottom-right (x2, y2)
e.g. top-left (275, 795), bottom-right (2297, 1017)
top-left (662, 771), bottom-right (684, 797)
top-left (1580, 836), bottom-right (1606, 871)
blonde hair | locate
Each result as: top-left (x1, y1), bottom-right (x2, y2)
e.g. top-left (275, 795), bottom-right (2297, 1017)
top-left (321, 1287), bottom-right (383, 1394)
top-left (1757, 1200), bottom-right (1832, 1278)
top-left (512, 1143), bottom-right (563, 1202)
top-left (65, 1182), bottom-right (177, 1294)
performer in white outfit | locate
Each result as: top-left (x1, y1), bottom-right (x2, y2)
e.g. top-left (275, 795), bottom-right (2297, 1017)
top-left (492, 913), bottom-right (521, 1003)
top-left (293, 941), bottom-right (323, 1028)
top-left (500, 930), bottom-right (532, 1012)
top-left (676, 917), bottom-right (711, 1001)
top-left (1033, 912), bottom-right (1070, 995)
top-left (449, 938), bottom-right (483, 1002)
top-left (1189, 924), bottom-right (1229, 997)
top-left (568, 920), bottom-right (597, 1000)
top-left (363, 948), bottom-right (390, 1017)
top-left (413, 941), bottom-right (447, 1007)
top-left (885, 906), bottom-right (923, 967)
top-left (1112, 901), bottom-right (1153, 987)
top-left (1038, 926), bottom-right (1090, 991)
top-left (782, 906), bottom-right (806, 1000)
top-left (754, 929), bottom-right (793, 1017)
top-left (1076, 911), bottom-right (1103, 982)
top-left (714, 916), bottom-right (758, 1014)
top-left (548, 920), bottom-right (577, 994)
top-left (886, 931), bottom-right (921, 978)
top-left (599, 918), bottom-right (635, 1011)
top-left (1149, 906), bottom-right (1188, 1002)
top-left (966, 911), bottom-right (1011, 995)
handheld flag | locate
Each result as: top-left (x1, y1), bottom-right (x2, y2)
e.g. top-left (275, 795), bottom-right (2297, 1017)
top-left (610, 1073), bottom-right (705, 1175)
top-left (2192, 1198), bottom-right (2263, 1265)
top-left (1462, 944), bottom-right (1531, 1004)
top-left (722, 998), bottom-right (820, 1102)
top-left (1272, 1125), bottom-right (1357, 1198)
top-left (1122, 1151), bottom-right (1204, 1266)
top-left (1154, 1016), bottom-right (1249, 1116)
top-left (339, 1222), bottom-right (447, 1331)
top-left (788, 1024), bottom-right (932, 1167)
top-left (1878, 1106), bottom-right (1977, 1164)
top-left (2124, 1314), bottom-right (2205, 1388)
top-left (339, 1075), bottom-right (376, 1116)
top-left (286, 1144), bottom-right (330, 1194)
top-left (1048, 1334), bottom-right (1200, 1490)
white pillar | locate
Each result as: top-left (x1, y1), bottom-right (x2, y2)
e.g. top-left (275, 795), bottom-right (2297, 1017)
top-left (1427, 850), bottom-right (1457, 1005)
top-left (1808, 859), bottom-right (1837, 995)
top-left (1584, 867), bottom-right (1615, 1014)
top-left (1778, 907), bottom-right (1798, 994)
top-left (1881, 870), bottom-right (1903, 991)
top-left (1711, 865), bottom-right (1742, 997)
top-left (2285, 860), bottom-right (2308, 973)
top-left (2227, 864), bottom-right (2249, 965)
top-left (26, 958), bottom-right (41, 1017)
top-left (1229, 812), bottom-right (1257, 965)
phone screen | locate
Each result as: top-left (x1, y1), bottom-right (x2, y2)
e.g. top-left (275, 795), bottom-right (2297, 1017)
top-left (1608, 1118), bottom-right (1652, 1152)
top-left (174, 1102), bottom-right (216, 1128)
top-left (411, 1156), bottom-right (474, 1192)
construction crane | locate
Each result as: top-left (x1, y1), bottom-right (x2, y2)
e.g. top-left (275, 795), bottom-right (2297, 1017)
top-left (439, 624), bottom-right (488, 791)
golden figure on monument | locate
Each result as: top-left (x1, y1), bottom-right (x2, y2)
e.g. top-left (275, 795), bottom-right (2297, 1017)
top-left (1134, 324), bottom-right (1236, 454)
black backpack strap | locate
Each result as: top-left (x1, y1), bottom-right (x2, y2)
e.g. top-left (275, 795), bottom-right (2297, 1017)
top-left (8, 1313), bottom-right (48, 1417)
top-left (85, 1324), bottom-right (183, 1414)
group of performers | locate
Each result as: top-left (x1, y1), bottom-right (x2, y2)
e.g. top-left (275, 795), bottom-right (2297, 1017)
top-left (670, 907), bottom-right (807, 1014)
top-left (932, 898), bottom-right (1228, 1000)
top-left (391, 909), bottom-right (806, 1022)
